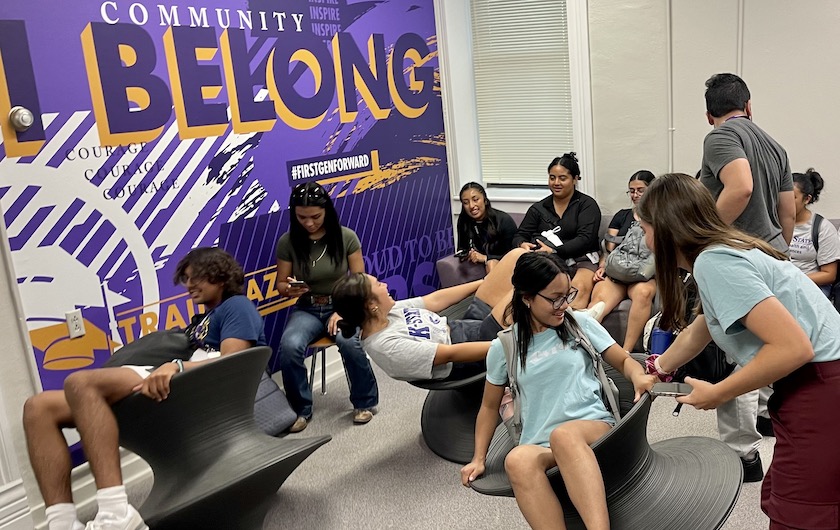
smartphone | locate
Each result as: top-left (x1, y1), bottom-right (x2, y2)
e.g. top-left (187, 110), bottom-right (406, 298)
top-left (288, 280), bottom-right (308, 288)
top-left (650, 382), bottom-right (693, 397)
top-left (454, 250), bottom-right (469, 260)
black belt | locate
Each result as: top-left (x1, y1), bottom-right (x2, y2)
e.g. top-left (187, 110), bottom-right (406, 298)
top-left (299, 293), bottom-right (332, 306)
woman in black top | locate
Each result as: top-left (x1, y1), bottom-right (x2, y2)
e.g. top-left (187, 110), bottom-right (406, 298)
top-left (457, 182), bottom-right (517, 273)
top-left (512, 153), bottom-right (601, 309)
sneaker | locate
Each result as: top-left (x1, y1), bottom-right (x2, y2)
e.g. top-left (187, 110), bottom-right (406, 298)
top-left (353, 408), bottom-right (374, 424)
top-left (289, 416), bottom-right (309, 433)
top-left (85, 505), bottom-right (147, 530)
top-left (756, 416), bottom-right (775, 437)
top-left (741, 453), bottom-right (764, 483)
top-left (583, 301), bottom-right (606, 321)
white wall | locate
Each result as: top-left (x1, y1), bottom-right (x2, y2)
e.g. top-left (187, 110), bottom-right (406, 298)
top-left (441, 0), bottom-right (840, 221)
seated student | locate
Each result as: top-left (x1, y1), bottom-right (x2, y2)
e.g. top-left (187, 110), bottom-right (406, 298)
top-left (584, 170), bottom-right (657, 351)
top-left (332, 249), bottom-right (527, 381)
top-left (457, 182), bottom-right (518, 273)
top-left (461, 252), bottom-right (655, 528)
top-left (512, 153), bottom-right (601, 310)
top-left (789, 168), bottom-right (840, 297)
top-left (23, 248), bottom-right (266, 530)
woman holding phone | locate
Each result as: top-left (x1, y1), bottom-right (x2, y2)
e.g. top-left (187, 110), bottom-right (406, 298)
top-left (639, 174), bottom-right (840, 528)
top-left (276, 182), bottom-right (378, 432)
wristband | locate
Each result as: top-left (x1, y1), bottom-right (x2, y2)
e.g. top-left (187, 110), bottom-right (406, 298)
top-left (644, 354), bottom-right (673, 383)
top-left (172, 359), bottom-right (184, 373)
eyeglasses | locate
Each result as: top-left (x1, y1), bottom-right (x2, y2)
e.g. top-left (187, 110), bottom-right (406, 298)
top-left (536, 288), bottom-right (578, 310)
top-left (626, 188), bottom-right (646, 196)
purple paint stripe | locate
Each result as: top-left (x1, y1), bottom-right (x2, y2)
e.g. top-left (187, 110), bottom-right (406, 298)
top-left (46, 114), bottom-right (96, 169)
top-left (0, 142), bottom-right (6, 162)
top-left (143, 135), bottom-right (228, 243)
top-left (134, 127), bottom-right (197, 226)
top-left (92, 114), bottom-right (176, 188)
top-left (17, 113), bottom-right (74, 164)
top-left (207, 157), bottom-right (261, 249)
top-left (39, 198), bottom-right (84, 247)
top-left (136, 138), bottom-right (203, 229)
top-left (9, 205), bottom-right (54, 251)
top-left (0, 186), bottom-right (10, 200)
top-left (5, 185), bottom-right (39, 224)
top-left (77, 221), bottom-right (116, 267)
top-left (97, 239), bottom-right (128, 279)
top-left (59, 209), bottom-right (102, 255)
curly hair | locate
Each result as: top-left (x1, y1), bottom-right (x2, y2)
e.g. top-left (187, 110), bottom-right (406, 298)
top-left (173, 247), bottom-right (245, 299)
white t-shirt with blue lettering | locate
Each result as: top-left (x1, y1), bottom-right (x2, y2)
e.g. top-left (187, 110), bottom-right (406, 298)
top-left (361, 298), bottom-right (454, 381)
top-left (486, 313), bottom-right (617, 447)
top-left (694, 246), bottom-right (840, 366)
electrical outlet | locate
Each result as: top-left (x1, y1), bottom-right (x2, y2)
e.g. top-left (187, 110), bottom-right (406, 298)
top-left (65, 309), bottom-right (86, 339)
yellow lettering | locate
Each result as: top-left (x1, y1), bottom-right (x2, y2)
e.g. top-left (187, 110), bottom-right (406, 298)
top-left (165, 304), bottom-right (188, 330)
top-left (263, 271), bottom-right (280, 298)
top-left (139, 312), bottom-right (159, 336)
top-left (246, 278), bottom-right (264, 302)
top-left (117, 316), bottom-right (137, 343)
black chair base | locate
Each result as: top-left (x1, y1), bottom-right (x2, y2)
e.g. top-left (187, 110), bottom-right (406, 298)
top-left (112, 347), bottom-right (331, 529)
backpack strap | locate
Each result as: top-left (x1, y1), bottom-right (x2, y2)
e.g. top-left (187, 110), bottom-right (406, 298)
top-left (813, 213), bottom-right (824, 254)
top-left (564, 313), bottom-right (622, 421)
top-left (497, 328), bottom-right (522, 439)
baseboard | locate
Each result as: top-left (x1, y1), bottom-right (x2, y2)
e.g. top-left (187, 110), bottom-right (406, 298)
top-left (0, 481), bottom-right (34, 530)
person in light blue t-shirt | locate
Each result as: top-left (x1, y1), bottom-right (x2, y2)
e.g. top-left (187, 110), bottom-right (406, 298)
top-left (638, 174), bottom-right (840, 529)
top-left (460, 252), bottom-right (655, 529)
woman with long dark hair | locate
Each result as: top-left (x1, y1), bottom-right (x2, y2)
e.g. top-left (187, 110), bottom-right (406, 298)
top-left (512, 153), bottom-right (602, 310)
top-left (461, 252), bottom-right (654, 529)
top-left (790, 168), bottom-right (840, 297)
top-left (457, 182), bottom-right (517, 273)
top-left (332, 249), bottom-right (527, 381)
top-left (275, 182), bottom-right (378, 432)
top-left (638, 173), bottom-right (840, 528)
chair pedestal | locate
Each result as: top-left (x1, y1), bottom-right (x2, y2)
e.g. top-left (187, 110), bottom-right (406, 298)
top-left (410, 372), bottom-right (495, 464)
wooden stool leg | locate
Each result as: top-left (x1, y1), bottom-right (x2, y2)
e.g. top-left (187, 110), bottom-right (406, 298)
top-left (308, 348), bottom-right (318, 393)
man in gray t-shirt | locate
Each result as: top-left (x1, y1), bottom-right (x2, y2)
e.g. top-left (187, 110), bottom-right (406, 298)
top-left (697, 73), bottom-right (793, 483)
top-left (699, 73), bottom-right (795, 253)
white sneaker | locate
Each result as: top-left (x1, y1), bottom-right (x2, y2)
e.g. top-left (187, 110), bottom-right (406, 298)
top-left (85, 505), bottom-right (148, 530)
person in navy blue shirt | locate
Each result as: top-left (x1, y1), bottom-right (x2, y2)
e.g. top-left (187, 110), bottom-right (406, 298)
top-left (23, 247), bottom-right (265, 530)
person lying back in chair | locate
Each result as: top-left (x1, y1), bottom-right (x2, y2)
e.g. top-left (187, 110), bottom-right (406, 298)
top-left (23, 247), bottom-right (266, 530)
top-left (331, 249), bottom-right (527, 382)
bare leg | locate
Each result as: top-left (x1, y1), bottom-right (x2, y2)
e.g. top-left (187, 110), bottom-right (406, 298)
top-left (490, 289), bottom-right (513, 327)
top-left (570, 268), bottom-right (596, 310)
top-left (506, 444), bottom-right (568, 529)
top-left (550, 420), bottom-right (613, 530)
top-left (588, 278), bottom-right (628, 323)
top-left (624, 280), bottom-right (656, 351)
top-left (62, 368), bottom-right (143, 490)
top-left (23, 391), bottom-right (75, 506)
top-left (475, 248), bottom-right (527, 308)
top-left (484, 259), bottom-right (499, 274)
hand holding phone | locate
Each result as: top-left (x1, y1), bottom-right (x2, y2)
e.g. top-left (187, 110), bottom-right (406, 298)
top-left (288, 280), bottom-right (308, 288)
top-left (454, 250), bottom-right (469, 261)
top-left (650, 382), bottom-right (693, 398)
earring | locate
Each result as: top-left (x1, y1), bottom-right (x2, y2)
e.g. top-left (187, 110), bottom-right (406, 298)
top-left (525, 303), bottom-right (530, 309)
top-left (372, 306), bottom-right (379, 313)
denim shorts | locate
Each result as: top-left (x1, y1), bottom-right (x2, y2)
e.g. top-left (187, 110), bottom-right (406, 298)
top-left (449, 297), bottom-right (502, 344)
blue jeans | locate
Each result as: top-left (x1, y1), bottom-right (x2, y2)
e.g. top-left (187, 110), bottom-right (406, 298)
top-left (279, 303), bottom-right (379, 418)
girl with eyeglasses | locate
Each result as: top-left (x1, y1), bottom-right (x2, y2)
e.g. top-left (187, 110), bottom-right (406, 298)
top-left (275, 182), bottom-right (378, 432)
top-left (583, 170), bottom-right (657, 351)
top-left (331, 249), bottom-right (528, 382)
top-left (457, 182), bottom-right (518, 273)
top-left (461, 252), bottom-right (655, 528)
top-left (512, 153), bottom-right (602, 311)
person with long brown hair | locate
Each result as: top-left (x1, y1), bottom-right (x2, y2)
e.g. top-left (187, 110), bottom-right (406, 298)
top-left (638, 173), bottom-right (840, 528)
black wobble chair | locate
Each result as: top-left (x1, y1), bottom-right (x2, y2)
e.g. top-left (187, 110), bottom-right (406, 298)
top-left (111, 346), bottom-right (331, 529)
top-left (470, 361), bottom-right (743, 529)
top-left (407, 296), bottom-right (498, 464)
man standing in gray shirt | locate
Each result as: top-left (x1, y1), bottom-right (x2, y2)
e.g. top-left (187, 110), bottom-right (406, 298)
top-left (698, 73), bottom-right (795, 484)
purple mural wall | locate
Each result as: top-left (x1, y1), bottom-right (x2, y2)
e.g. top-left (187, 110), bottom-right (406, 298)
top-left (0, 0), bottom-right (453, 389)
